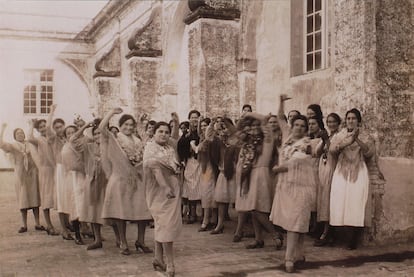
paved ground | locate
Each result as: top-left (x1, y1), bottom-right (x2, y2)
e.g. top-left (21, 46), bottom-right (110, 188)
top-left (1, 177), bottom-right (414, 276)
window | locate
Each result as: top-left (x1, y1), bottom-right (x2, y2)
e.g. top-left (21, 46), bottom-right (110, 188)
top-left (304, 0), bottom-right (325, 72)
top-left (23, 69), bottom-right (54, 115)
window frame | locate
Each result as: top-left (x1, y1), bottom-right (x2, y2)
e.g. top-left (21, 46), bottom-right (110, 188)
top-left (303, 0), bottom-right (327, 73)
top-left (23, 69), bottom-right (54, 115)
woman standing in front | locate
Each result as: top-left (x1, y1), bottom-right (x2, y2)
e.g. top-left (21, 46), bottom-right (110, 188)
top-left (235, 115), bottom-right (283, 250)
top-left (144, 122), bottom-right (182, 277)
top-left (270, 111), bottom-right (317, 273)
top-left (314, 113), bottom-right (342, 246)
top-left (99, 108), bottom-right (152, 255)
top-left (0, 123), bottom-right (43, 233)
top-left (329, 108), bottom-right (374, 250)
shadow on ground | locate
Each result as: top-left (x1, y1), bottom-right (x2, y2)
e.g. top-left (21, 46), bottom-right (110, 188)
top-left (216, 251), bottom-right (414, 276)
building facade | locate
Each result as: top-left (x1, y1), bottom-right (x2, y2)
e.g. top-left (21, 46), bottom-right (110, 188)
top-left (1, 0), bottom-right (413, 243)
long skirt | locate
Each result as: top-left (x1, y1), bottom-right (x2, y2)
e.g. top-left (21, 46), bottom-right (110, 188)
top-left (214, 172), bottom-right (236, 204)
top-left (14, 166), bottom-right (40, 210)
top-left (200, 165), bottom-right (216, 208)
top-left (72, 171), bottom-right (86, 221)
top-left (329, 163), bottom-right (369, 227)
top-left (270, 171), bottom-right (315, 233)
top-left (78, 176), bottom-right (106, 225)
top-left (182, 157), bottom-right (201, 201)
top-left (39, 166), bottom-right (55, 209)
top-left (235, 167), bottom-right (273, 213)
top-left (56, 164), bottom-right (76, 217)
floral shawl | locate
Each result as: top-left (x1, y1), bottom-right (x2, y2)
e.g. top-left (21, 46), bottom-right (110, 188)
top-left (116, 132), bottom-right (144, 167)
top-left (143, 140), bottom-right (180, 173)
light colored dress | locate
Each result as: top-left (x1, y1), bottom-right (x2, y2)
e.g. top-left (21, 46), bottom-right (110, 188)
top-left (235, 137), bottom-right (274, 213)
top-left (46, 129), bottom-right (65, 212)
top-left (182, 157), bottom-right (201, 200)
top-left (214, 141), bottom-right (237, 204)
top-left (32, 136), bottom-right (56, 209)
top-left (144, 141), bottom-right (182, 243)
top-left (1, 142), bottom-right (40, 209)
top-left (329, 129), bottom-right (374, 227)
top-left (199, 158), bottom-right (217, 208)
top-left (270, 136), bottom-right (316, 233)
top-left (59, 142), bottom-right (83, 218)
top-left (316, 132), bottom-right (339, 222)
top-left (80, 142), bottom-right (107, 225)
top-left (100, 129), bottom-right (151, 221)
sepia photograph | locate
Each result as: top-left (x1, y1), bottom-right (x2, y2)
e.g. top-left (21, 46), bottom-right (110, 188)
top-left (0, 0), bottom-right (413, 276)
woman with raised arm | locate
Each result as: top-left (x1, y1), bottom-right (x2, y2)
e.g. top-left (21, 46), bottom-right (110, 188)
top-left (60, 124), bottom-right (85, 245)
top-left (99, 108), bottom-right (152, 255)
top-left (144, 122), bottom-right (182, 277)
top-left (70, 119), bottom-right (109, 250)
top-left (210, 117), bottom-right (239, 235)
top-left (195, 117), bottom-right (219, 232)
top-left (46, 104), bottom-right (74, 240)
top-left (0, 123), bottom-right (43, 233)
top-left (270, 114), bottom-right (316, 273)
top-left (329, 108), bottom-right (378, 250)
top-left (313, 113), bottom-right (341, 246)
top-left (28, 119), bottom-right (59, 235)
top-left (234, 113), bottom-right (283, 250)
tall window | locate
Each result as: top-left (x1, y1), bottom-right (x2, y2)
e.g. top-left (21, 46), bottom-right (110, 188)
top-left (23, 69), bottom-right (54, 115)
top-left (305, 0), bottom-right (325, 72)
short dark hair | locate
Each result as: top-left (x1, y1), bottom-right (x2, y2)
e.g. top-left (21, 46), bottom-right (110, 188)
top-left (307, 104), bottom-right (323, 119)
top-left (34, 119), bottom-right (46, 130)
top-left (345, 108), bottom-right (362, 123)
top-left (119, 114), bottom-right (136, 127)
top-left (308, 116), bottom-right (325, 130)
top-left (145, 120), bottom-right (157, 131)
top-left (327, 113), bottom-right (341, 125)
top-left (201, 118), bottom-right (211, 125)
top-left (13, 128), bottom-right (24, 140)
top-left (63, 125), bottom-right (78, 138)
top-left (288, 110), bottom-right (301, 117)
top-left (242, 104), bottom-right (252, 112)
top-left (92, 118), bottom-right (102, 134)
top-left (53, 118), bottom-right (65, 127)
top-left (109, 126), bottom-right (119, 133)
top-left (188, 110), bottom-right (201, 119)
top-left (179, 121), bottom-right (190, 129)
top-left (291, 115), bottom-right (309, 132)
top-left (154, 121), bottom-right (171, 134)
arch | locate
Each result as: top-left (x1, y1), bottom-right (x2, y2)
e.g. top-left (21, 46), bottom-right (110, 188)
top-left (59, 57), bottom-right (93, 96)
top-left (161, 1), bottom-right (191, 120)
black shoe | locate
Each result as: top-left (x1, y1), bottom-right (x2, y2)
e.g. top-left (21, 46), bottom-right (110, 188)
top-left (46, 227), bottom-right (59, 236)
top-left (246, 240), bottom-right (264, 249)
top-left (232, 234), bottom-right (242, 243)
top-left (35, 225), bottom-right (46, 231)
top-left (152, 259), bottom-right (167, 272)
top-left (210, 226), bottom-right (224, 235)
top-left (87, 242), bottom-right (103, 250)
top-left (75, 232), bottom-right (84, 245)
top-left (135, 241), bottom-right (153, 253)
top-left (62, 232), bottom-right (74, 240)
top-left (18, 227), bottom-right (27, 233)
top-left (198, 225), bottom-right (209, 232)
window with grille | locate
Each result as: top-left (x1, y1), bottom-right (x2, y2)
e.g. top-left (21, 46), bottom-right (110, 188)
top-left (23, 69), bottom-right (54, 115)
top-left (304, 0), bottom-right (325, 72)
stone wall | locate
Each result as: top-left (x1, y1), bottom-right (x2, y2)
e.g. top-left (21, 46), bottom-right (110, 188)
top-left (375, 0), bottom-right (414, 158)
top-left (187, 19), bottom-right (240, 118)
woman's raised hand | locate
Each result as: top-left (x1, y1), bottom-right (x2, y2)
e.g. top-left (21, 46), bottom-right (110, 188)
top-left (166, 189), bottom-right (176, 199)
top-left (171, 112), bottom-right (179, 123)
top-left (280, 94), bottom-right (291, 102)
top-left (112, 107), bottom-right (123, 114)
top-left (1, 123), bottom-right (7, 130)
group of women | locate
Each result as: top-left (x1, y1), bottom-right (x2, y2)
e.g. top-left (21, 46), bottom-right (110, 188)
top-left (0, 96), bottom-right (384, 274)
